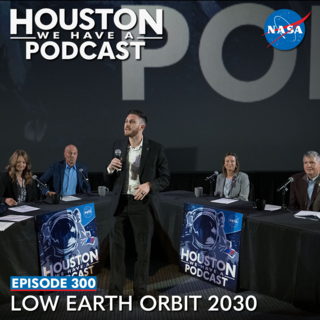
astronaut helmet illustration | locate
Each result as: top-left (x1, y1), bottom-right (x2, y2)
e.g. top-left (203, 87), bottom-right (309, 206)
top-left (41, 209), bottom-right (81, 257)
top-left (188, 207), bottom-right (220, 251)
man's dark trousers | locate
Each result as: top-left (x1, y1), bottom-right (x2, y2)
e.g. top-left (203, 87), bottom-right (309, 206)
top-left (109, 194), bottom-right (154, 297)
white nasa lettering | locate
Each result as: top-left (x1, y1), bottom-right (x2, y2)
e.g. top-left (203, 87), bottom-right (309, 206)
top-left (287, 25), bottom-right (294, 34)
top-left (268, 26), bottom-right (275, 33)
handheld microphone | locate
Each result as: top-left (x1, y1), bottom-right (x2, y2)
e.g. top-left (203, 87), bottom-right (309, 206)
top-left (115, 149), bottom-right (122, 171)
top-left (205, 171), bottom-right (219, 181)
top-left (276, 177), bottom-right (294, 192)
top-left (79, 168), bottom-right (89, 183)
top-left (32, 175), bottom-right (48, 189)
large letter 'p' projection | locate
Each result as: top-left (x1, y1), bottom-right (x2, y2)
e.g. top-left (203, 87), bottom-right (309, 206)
top-left (122, 5), bottom-right (189, 100)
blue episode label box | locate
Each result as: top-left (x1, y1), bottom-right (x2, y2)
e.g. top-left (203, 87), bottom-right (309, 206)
top-left (10, 276), bottom-right (97, 291)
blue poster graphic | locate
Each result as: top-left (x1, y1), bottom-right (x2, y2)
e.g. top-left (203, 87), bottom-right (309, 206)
top-left (180, 203), bottom-right (243, 292)
top-left (35, 203), bottom-right (100, 277)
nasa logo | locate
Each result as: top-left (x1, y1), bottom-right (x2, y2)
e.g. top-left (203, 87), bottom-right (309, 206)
top-left (84, 206), bottom-right (92, 218)
top-left (263, 9), bottom-right (310, 50)
top-left (228, 214), bottom-right (239, 228)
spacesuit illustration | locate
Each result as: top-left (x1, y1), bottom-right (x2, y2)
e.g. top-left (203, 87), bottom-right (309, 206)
top-left (181, 206), bottom-right (239, 267)
top-left (39, 207), bottom-right (99, 275)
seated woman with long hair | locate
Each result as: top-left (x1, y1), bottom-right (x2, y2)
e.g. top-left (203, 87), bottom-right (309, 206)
top-left (0, 150), bottom-right (37, 206)
top-left (214, 152), bottom-right (250, 201)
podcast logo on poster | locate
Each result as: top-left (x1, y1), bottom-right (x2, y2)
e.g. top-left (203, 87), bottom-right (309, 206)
top-left (263, 9), bottom-right (310, 50)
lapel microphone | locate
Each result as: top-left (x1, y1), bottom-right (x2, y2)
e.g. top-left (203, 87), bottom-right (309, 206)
top-left (228, 175), bottom-right (237, 196)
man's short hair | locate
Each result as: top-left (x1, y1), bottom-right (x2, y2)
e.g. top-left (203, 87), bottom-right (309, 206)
top-left (303, 151), bottom-right (320, 162)
top-left (128, 110), bottom-right (147, 126)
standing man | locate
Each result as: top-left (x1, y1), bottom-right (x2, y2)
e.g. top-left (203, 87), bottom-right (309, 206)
top-left (106, 110), bottom-right (170, 301)
top-left (289, 151), bottom-right (320, 211)
top-left (40, 145), bottom-right (91, 197)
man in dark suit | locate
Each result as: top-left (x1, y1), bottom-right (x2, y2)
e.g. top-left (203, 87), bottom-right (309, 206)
top-left (289, 151), bottom-right (320, 211)
top-left (106, 110), bottom-right (170, 301)
top-left (40, 145), bottom-right (91, 197)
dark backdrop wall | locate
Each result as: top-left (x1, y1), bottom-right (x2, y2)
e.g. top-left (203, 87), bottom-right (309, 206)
top-left (0, 1), bottom-right (319, 174)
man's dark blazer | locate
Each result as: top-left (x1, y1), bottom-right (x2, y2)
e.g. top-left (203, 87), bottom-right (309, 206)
top-left (39, 160), bottom-right (91, 195)
top-left (289, 172), bottom-right (320, 211)
top-left (0, 172), bottom-right (37, 203)
top-left (106, 137), bottom-right (170, 217)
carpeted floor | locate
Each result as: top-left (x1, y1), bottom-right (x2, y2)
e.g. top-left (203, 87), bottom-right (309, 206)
top-left (1, 260), bottom-right (319, 320)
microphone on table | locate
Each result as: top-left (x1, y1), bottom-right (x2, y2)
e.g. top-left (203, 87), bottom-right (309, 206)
top-left (33, 175), bottom-right (51, 205)
top-left (79, 168), bottom-right (89, 183)
top-left (32, 175), bottom-right (48, 189)
top-left (250, 183), bottom-right (256, 208)
top-left (205, 171), bottom-right (219, 181)
top-left (206, 171), bottom-right (219, 197)
top-left (79, 169), bottom-right (91, 196)
top-left (276, 177), bottom-right (294, 192)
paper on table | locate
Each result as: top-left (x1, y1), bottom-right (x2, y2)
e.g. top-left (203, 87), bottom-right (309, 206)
top-left (264, 204), bottom-right (281, 211)
top-left (294, 211), bottom-right (320, 220)
top-left (0, 215), bottom-right (33, 222)
top-left (0, 221), bottom-right (15, 231)
top-left (8, 205), bottom-right (40, 213)
top-left (61, 196), bottom-right (81, 202)
top-left (211, 198), bottom-right (238, 204)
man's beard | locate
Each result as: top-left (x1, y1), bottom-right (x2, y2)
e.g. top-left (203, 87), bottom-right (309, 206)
top-left (124, 128), bottom-right (139, 137)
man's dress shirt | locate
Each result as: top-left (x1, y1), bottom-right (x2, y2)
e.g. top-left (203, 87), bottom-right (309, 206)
top-left (62, 163), bottom-right (77, 196)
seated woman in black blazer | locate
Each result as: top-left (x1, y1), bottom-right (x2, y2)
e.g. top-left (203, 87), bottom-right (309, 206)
top-left (0, 150), bottom-right (37, 206)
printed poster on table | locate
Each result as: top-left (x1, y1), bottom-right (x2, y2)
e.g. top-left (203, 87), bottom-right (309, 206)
top-left (35, 203), bottom-right (100, 276)
top-left (180, 203), bottom-right (243, 292)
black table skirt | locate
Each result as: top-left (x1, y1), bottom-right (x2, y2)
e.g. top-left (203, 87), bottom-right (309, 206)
top-left (1, 190), bottom-right (319, 313)
top-left (158, 191), bottom-right (320, 313)
top-left (0, 193), bottom-right (112, 304)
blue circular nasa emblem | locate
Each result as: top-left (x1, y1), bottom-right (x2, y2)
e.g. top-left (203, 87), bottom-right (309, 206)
top-left (228, 214), bottom-right (239, 228)
top-left (84, 206), bottom-right (92, 218)
top-left (264, 9), bottom-right (306, 50)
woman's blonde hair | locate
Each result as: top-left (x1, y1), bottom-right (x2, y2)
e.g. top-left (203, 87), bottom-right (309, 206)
top-left (5, 150), bottom-right (33, 184)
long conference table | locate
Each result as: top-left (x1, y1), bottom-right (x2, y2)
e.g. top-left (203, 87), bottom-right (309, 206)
top-left (0, 191), bottom-right (319, 313)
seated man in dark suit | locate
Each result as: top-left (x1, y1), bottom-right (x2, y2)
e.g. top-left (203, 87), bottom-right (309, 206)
top-left (290, 151), bottom-right (320, 211)
top-left (40, 145), bottom-right (91, 197)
